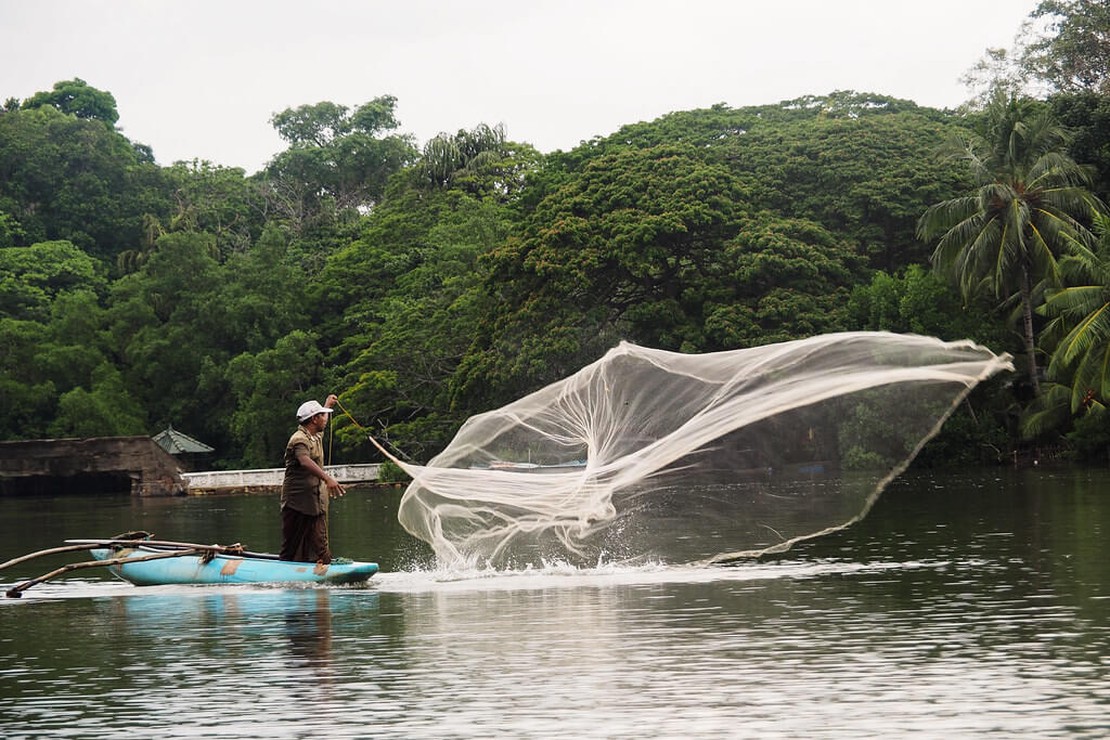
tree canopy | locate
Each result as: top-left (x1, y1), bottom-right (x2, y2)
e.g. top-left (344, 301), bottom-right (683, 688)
top-left (5, 29), bottom-right (1110, 467)
top-left (22, 78), bottom-right (120, 125)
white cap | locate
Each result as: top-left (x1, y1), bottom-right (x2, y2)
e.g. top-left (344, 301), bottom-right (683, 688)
top-left (296, 400), bottom-right (334, 423)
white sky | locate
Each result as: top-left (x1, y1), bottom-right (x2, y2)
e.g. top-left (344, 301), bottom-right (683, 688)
top-left (1, 0), bottom-right (1039, 175)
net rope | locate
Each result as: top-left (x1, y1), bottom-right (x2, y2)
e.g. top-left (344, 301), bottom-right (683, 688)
top-left (374, 332), bottom-right (1013, 569)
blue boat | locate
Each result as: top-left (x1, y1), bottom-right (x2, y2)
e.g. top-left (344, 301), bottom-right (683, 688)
top-left (87, 545), bottom-right (379, 587)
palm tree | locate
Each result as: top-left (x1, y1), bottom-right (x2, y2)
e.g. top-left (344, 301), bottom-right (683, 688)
top-left (1038, 212), bottom-right (1110, 413)
top-left (419, 123), bottom-right (507, 190)
top-left (415, 122), bottom-right (543, 203)
top-left (917, 92), bottom-right (1103, 394)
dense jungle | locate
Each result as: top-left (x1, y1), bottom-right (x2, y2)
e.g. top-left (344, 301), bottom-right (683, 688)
top-left (4, 1), bottom-right (1110, 472)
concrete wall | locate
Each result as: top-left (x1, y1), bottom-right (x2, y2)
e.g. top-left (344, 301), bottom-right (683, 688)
top-left (182, 463), bottom-right (382, 494)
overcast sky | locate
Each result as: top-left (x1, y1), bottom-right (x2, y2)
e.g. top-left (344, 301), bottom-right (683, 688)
top-left (1, 0), bottom-right (1039, 174)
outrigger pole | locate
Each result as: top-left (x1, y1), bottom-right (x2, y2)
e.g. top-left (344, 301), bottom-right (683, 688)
top-left (6, 548), bottom-right (204, 598)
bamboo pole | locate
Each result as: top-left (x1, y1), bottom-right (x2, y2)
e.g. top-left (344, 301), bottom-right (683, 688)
top-left (5, 549), bottom-right (203, 598)
top-left (0, 543), bottom-right (114, 572)
top-left (63, 538), bottom-right (272, 558)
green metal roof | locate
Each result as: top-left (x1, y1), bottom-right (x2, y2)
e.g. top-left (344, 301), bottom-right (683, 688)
top-left (152, 424), bottom-right (214, 454)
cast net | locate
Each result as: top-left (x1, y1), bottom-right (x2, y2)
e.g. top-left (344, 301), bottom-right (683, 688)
top-left (382, 332), bottom-right (1012, 569)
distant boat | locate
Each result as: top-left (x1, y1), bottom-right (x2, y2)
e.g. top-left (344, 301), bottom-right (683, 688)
top-left (87, 544), bottom-right (379, 586)
top-left (484, 459), bottom-right (588, 472)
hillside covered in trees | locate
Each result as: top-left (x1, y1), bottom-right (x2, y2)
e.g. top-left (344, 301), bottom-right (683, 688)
top-left (4, 1), bottom-right (1110, 470)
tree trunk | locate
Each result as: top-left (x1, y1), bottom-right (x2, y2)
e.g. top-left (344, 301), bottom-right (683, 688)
top-left (1020, 268), bottom-right (1040, 396)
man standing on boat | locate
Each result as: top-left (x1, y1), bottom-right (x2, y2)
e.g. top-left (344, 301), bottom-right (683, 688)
top-left (280, 394), bottom-right (345, 564)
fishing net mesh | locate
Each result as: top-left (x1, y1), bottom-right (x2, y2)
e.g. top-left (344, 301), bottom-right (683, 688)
top-left (385, 333), bottom-right (1012, 568)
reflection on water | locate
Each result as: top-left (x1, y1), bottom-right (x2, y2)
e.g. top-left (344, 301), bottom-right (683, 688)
top-left (0, 469), bottom-right (1108, 738)
top-left (0, 586), bottom-right (384, 737)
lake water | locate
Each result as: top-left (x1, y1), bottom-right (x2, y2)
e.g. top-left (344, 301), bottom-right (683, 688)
top-left (0, 467), bottom-right (1107, 738)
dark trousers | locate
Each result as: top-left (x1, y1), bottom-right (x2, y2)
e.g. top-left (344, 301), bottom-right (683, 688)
top-left (280, 506), bottom-right (331, 564)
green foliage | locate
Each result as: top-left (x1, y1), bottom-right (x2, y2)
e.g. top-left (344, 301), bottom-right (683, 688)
top-left (963, 2), bottom-right (1110, 106)
top-left (728, 108), bottom-right (971, 271)
top-left (563, 93), bottom-right (971, 273)
top-left (0, 105), bottom-right (172, 261)
top-left (263, 96), bottom-right (417, 232)
top-left (836, 389), bottom-right (916, 471)
top-left (22, 78), bottom-right (119, 125)
top-left (1021, 380), bottom-right (1076, 441)
top-left (47, 363), bottom-right (146, 438)
top-left (0, 317), bottom-right (56, 439)
top-left (376, 460), bottom-right (409, 484)
top-left (0, 79), bottom-right (1100, 469)
top-left (1051, 92), bottom-right (1110, 204)
top-left (417, 124), bottom-right (541, 199)
top-left (455, 140), bottom-right (866, 413)
top-left (913, 396), bottom-right (1015, 467)
top-left (0, 212), bottom-right (24, 247)
top-left (1039, 213), bottom-right (1110, 416)
top-left (847, 264), bottom-right (1012, 347)
top-left (105, 231), bottom-right (227, 436)
top-left (39, 290), bottom-right (112, 394)
top-left (463, 143), bottom-right (748, 395)
top-left (837, 382), bottom-right (1015, 471)
top-left (918, 92), bottom-right (1105, 393)
top-left (328, 184), bottom-right (516, 458)
top-left (0, 244), bottom-right (119, 440)
top-left (226, 330), bottom-right (328, 467)
top-left (1065, 407), bottom-right (1110, 463)
top-left (705, 215), bottom-right (864, 347)
top-left (214, 224), bottom-right (309, 353)
top-left (0, 240), bottom-right (106, 321)
top-left (154, 160), bottom-right (265, 258)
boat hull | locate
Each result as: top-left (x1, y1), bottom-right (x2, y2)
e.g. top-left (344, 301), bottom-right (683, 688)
top-left (89, 547), bottom-right (379, 586)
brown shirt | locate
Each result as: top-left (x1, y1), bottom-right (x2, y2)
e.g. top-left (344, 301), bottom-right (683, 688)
top-left (281, 425), bottom-right (328, 516)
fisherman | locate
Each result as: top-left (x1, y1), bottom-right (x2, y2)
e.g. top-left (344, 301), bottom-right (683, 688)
top-left (280, 394), bottom-right (345, 563)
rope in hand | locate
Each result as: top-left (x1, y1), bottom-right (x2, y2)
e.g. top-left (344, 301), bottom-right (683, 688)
top-left (333, 397), bottom-right (414, 463)
top-left (326, 410), bottom-right (334, 466)
top-left (334, 397), bottom-right (367, 431)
